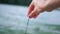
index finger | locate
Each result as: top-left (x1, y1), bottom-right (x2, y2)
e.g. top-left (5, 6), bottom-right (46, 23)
top-left (28, 1), bottom-right (35, 16)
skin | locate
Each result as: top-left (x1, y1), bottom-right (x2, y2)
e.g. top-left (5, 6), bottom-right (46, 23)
top-left (28, 0), bottom-right (60, 18)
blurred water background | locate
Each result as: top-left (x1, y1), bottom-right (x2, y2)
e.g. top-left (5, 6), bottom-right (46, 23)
top-left (0, 0), bottom-right (60, 34)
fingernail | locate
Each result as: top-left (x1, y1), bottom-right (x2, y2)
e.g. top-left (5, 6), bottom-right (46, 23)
top-left (29, 15), bottom-right (32, 18)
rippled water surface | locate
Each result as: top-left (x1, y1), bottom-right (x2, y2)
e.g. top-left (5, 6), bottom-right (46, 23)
top-left (0, 4), bottom-right (60, 34)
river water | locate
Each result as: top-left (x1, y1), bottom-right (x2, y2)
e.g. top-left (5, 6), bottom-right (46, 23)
top-left (0, 4), bottom-right (60, 34)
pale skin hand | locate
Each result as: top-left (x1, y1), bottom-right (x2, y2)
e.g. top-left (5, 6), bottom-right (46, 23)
top-left (28, 0), bottom-right (60, 18)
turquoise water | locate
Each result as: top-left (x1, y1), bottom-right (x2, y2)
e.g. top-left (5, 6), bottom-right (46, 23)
top-left (0, 4), bottom-right (60, 34)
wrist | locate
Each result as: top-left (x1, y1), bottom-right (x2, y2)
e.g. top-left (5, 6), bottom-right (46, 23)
top-left (57, 0), bottom-right (60, 7)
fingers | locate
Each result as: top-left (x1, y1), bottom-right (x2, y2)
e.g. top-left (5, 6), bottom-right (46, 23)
top-left (29, 7), bottom-right (43, 18)
top-left (28, 1), bottom-right (34, 16)
top-left (29, 7), bottom-right (37, 18)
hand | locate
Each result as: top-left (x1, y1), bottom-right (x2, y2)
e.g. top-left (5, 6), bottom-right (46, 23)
top-left (28, 0), bottom-right (60, 18)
